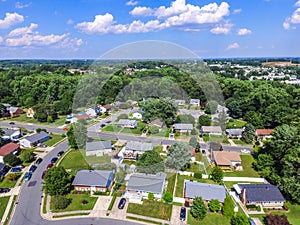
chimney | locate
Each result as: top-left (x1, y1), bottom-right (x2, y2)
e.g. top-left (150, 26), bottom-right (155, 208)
top-left (242, 188), bottom-right (247, 205)
top-left (19, 128), bottom-right (22, 137)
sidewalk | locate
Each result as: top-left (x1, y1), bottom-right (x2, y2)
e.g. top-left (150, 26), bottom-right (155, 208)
top-left (228, 139), bottom-right (237, 146)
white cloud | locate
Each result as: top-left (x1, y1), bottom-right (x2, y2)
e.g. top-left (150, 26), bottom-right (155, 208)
top-left (8, 23), bottom-right (37, 37)
top-left (54, 37), bottom-right (83, 51)
top-left (226, 42), bottom-right (240, 50)
top-left (295, 0), bottom-right (300, 6)
top-left (126, 0), bottom-right (138, 6)
top-left (283, 4), bottom-right (300, 30)
top-left (233, 9), bottom-right (242, 14)
top-left (67, 19), bottom-right (74, 25)
top-left (0, 12), bottom-right (24, 29)
top-left (210, 23), bottom-right (232, 34)
top-left (0, 36), bottom-right (3, 44)
top-left (15, 2), bottom-right (31, 9)
top-left (237, 28), bottom-right (252, 35)
top-left (77, 0), bottom-right (231, 34)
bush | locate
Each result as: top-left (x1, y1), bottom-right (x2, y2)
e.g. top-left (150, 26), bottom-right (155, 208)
top-left (148, 125), bottom-right (159, 134)
top-left (61, 134), bottom-right (66, 138)
top-left (246, 204), bottom-right (257, 209)
top-left (283, 202), bottom-right (291, 211)
top-left (256, 205), bottom-right (261, 211)
top-left (20, 150), bottom-right (35, 163)
top-left (3, 154), bottom-right (21, 167)
top-left (118, 114), bottom-right (128, 120)
top-left (194, 172), bottom-right (202, 179)
top-left (52, 195), bottom-right (71, 210)
top-left (148, 192), bottom-right (154, 201)
top-left (82, 200), bottom-right (88, 205)
top-left (191, 129), bottom-right (197, 135)
top-left (7, 172), bottom-right (21, 181)
top-left (163, 192), bottom-right (173, 203)
top-left (93, 191), bottom-right (110, 196)
top-left (36, 128), bottom-right (47, 133)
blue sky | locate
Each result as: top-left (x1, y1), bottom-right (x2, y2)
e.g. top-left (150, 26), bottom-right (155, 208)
top-left (0, 0), bottom-right (300, 59)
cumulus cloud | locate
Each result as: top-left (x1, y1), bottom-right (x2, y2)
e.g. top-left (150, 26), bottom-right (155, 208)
top-left (295, 0), bottom-right (300, 6)
top-left (210, 23), bottom-right (232, 34)
top-left (0, 36), bottom-right (3, 44)
top-left (15, 2), bottom-right (31, 9)
top-left (283, 3), bottom-right (300, 30)
top-left (8, 23), bottom-right (37, 37)
top-left (54, 37), bottom-right (83, 51)
top-left (226, 42), bottom-right (239, 50)
top-left (126, 0), bottom-right (138, 6)
top-left (237, 28), bottom-right (252, 35)
top-left (77, 0), bottom-right (231, 34)
top-left (233, 9), bottom-right (242, 14)
top-left (0, 12), bottom-right (24, 29)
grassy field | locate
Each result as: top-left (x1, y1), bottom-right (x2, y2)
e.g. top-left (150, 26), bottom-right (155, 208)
top-left (224, 155), bottom-right (260, 178)
top-left (8, 113), bottom-right (67, 126)
top-left (127, 199), bottom-right (173, 221)
top-left (59, 149), bottom-right (89, 173)
top-left (0, 176), bottom-right (18, 188)
top-left (166, 173), bottom-right (176, 194)
top-left (148, 127), bottom-right (171, 138)
top-left (203, 134), bottom-right (229, 144)
top-left (102, 124), bottom-right (122, 132)
top-left (43, 134), bottom-right (65, 146)
top-left (84, 154), bottom-right (112, 167)
top-left (226, 119), bottom-right (247, 129)
top-left (0, 196), bottom-right (10, 220)
top-left (232, 139), bottom-right (252, 146)
top-left (188, 211), bottom-right (230, 225)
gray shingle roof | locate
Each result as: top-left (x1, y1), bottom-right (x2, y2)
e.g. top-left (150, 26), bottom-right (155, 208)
top-left (25, 131), bottom-right (50, 143)
top-left (118, 119), bottom-right (137, 127)
top-left (184, 181), bottom-right (226, 203)
top-left (201, 126), bottom-right (222, 133)
top-left (86, 140), bottom-right (112, 151)
top-left (174, 123), bottom-right (193, 130)
top-left (127, 172), bottom-right (166, 194)
top-left (125, 141), bottom-right (153, 152)
top-left (226, 129), bottom-right (244, 136)
top-left (238, 184), bottom-right (285, 202)
top-left (72, 170), bottom-right (114, 187)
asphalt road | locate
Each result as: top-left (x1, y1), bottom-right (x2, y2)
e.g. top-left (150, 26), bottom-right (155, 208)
top-left (9, 140), bottom-right (140, 225)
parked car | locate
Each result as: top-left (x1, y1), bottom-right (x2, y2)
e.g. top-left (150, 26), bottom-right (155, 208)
top-left (29, 165), bottom-right (37, 173)
top-left (46, 163), bottom-right (53, 170)
top-left (51, 157), bottom-right (58, 164)
top-left (35, 158), bottom-right (43, 165)
top-left (15, 164), bottom-right (24, 169)
top-left (57, 151), bottom-right (64, 157)
top-left (41, 170), bottom-right (46, 179)
top-left (24, 172), bottom-right (31, 181)
top-left (180, 207), bottom-right (186, 221)
top-left (9, 122), bottom-right (15, 125)
top-left (202, 150), bottom-right (206, 155)
top-left (11, 167), bottom-right (22, 173)
top-left (241, 149), bottom-right (250, 154)
top-left (0, 188), bottom-right (10, 193)
top-left (40, 144), bottom-right (47, 148)
top-left (118, 198), bottom-right (126, 209)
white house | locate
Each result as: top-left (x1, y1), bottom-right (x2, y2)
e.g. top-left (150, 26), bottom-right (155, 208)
top-left (85, 108), bottom-right (97, 118)
top-left (131, 112), bottom-right (142, 120)
top-left (173, 123), bottom-right (193, 133)
top-left (123, 141), bottom-right (153, 159)
top-left (20, 131), bottom-right (50, 148)
top-left (86, 140), bottom-right (112, 157)
top-left (117, 119), bottom-right (138, 128)
top-left (189, 99), bottom-right (200, 107)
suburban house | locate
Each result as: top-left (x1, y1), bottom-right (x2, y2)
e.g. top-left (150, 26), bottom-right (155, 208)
top-left (20, 131), bottom-right (50, 148)
top-left (123, 141), bottom-right (153, 159)
top-left (211, 151), bottom-right (242, 171)
top-left (86, 140), bottom-right (112, 157)
top-left (189, 99), bottom-right (200, 107)
top-left (76, 113), bottom-right (89, 120)
top-left (117, 119), bottom-right (138, 128)
top-left (85, 108), bottom-right (97, 118)
top-left (1, 128), bottom-right (22, 141)
top-left (234, 183), bottom-right (285, 209)
top-left (173, 123), bottom-right (193, 133)
top-left (201, 126), bottom-right (222, 135)
top-left (72, 170), bottom-right (114, 193)
top-left (175, 100), bottom-right (186, 106)
top-left (8, 106), bottom-right (23, 117)
top-left (226, 128), bottom-right (244, 138)
top-left (0, 143), bottom-right (20, 163)
top-left (130, 112), bottom-right (142, 120)
top-left (150, 119), bottom-right (164, 130)
top-left (103, 104), bottom-right (113, 111)
top-left (255, 129), bottom-right (274, 140)
top-left (26, 108), bottom-right (35, 118)
top-left (125, 172), bottom-right (167, 202)
top-left (184, 181), bottom-right (226, 206)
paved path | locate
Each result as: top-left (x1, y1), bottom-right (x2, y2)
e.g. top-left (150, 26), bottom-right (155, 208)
top-left (228, 139), bottom-right (237, 146)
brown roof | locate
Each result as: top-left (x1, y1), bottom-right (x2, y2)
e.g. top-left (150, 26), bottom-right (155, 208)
top-left (0, 143), bottom-right (20, 156)
top-left (191, 148), bottom-right (196, 157)
top-left (256, 129), bottom-right (274, 136)
top-left (150, 119), bottom-right (164, 127)
top-left (103, 104), bottom-right (112, 110)
top-left (213, 151), bottom-right (241, 166)
top-left (76, 114), bottom-right (89, 120)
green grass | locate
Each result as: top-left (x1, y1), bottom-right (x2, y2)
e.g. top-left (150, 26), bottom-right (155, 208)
top-left (0, 176), bottom-right (18, 188)
top-left (122, 159), bottom-right (137, 165)
top-left (43, 134), bottom-right (65, 146)
top-left (127, 199), bottom-right (173, 221)
top-left (84, 154), bottom-right (111, 166)
top-left (59, 149), bottom-right (89, 173)
top-left (121, 122), bottom-right (146, 135)
top-left (188, 211), bottom-right (230, 225)
top-left (224, 155), bottom-right (260, 178)
top-left (0, 196), bottom-right (10, 220)
top-left (8, 113), bottom-right (67, 126)
top-left (202, 134), bottom-right (229, 144)
top-left (148, 127), bottom-right (171, 138)
top-left (102, 124), bottom-right (122, 132)
top-left (166, 173), bottom-right (176, 194)
top-left (43, 194), bottom-right (48, 214)
top-left (154, 146), bottom-right (164, 154)
top-left (226, 119), bottom-right (247, 129)
top-left (107, 195), bottom-right (117, 210)
top-left (3, 195), bottom-right (16, 225)
top-left (50, 193), bottom-right (97, 212)
top-left (196, 152), bottom-right (202, 161)
top-left (53, 212), bottom-right (90, 218)
top-left (126, 216), bottom-right (163, 224)
top-left (232, 139), bottom-right (252, 146)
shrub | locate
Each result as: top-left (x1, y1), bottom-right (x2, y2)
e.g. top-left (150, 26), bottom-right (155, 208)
top-left (256, 205), bottom-right (261, 211)
top-left (148, 192), bottom-right (154, 200)
top-left (246, 204), bottom-right (257, 209)
top-left (82, 200), bottom-right (88, 205)
top-left (118, 114), bottom-right (128, 120)
top-left (194, 172), bottom-right (202, 179)
top-left (283, 202), bottom-right (291, 211)
top-left (265, 214), bottom-right (291, 225)
top-left (191, 129), bottom-right (197, 135)
top-left (52, 195), bottom-right (71, 210)
top-left (61, 134), bottom-right (66, 138)
top-left (209, 199), bottom-right (220, 212)
top-left (163, 192), bottom-right (173, 203)
top-left (7, 172), bottom-right (21, 181)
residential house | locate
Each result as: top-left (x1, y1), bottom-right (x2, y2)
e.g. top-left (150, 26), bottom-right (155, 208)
top-left (150, 119), bottom-right (164, 131)
top-left (175, 100), bottom-right (186, 106)
top-left (184, 181), bottom-right (226, 206)
top-left (8, 106), bottom-right (23, 117)
top-left (211, 151), bottom-right (242, 171)
top-left (255, 129), bottom-right (274, 140)
top-left (131, 112), bottom-right (142, 120)
top-left (86, 140), bottom-right (112, 157)
top-left (103, 104), bottom-right (113, 111)
top-left (234, 183), bottom-right (285, 209)
top-left (173, 123), bottom-right (193, 133)
top-left (201, 126), bottom-right (222, 135)
top-left (26, 108), bottom-right (35, 118)
top-left (0, 143), bottom-right (20, 163)
top-left (117, 119), bottom-right (138, 128)
top-left (72, 170), bottom-right (114, 193)
top-left (20, 131), bottom-right (50, 148)
top-left (85, 108), bottom-right (97, 118)
top-left (76, 113), bottom-right (89, 120)
top-left (189, 99), bottom-right (200, 107)
top-left (226, 128), bottom-right (244, 138)
top-left (123, 141), bottom-right (153, 159)
top-left (1, 128), bottom-right (22, 141)
top-left (125, 172), bottom-right (167, 202)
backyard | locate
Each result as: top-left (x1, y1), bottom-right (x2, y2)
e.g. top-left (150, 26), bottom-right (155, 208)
top-left (188, 211), bottom-right (230, 225)
top-left (59, 149), bottom-right (89, 173)
top-left (224, 155), bottom-right (260, 177)
top-left (43, 134), bottom-right (65, 146)
top-left (226, 119), bottom-right (247, 129)
top-left (166, 173), bottom-right (176, 194)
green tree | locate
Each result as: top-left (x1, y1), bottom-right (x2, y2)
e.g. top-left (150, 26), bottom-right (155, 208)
top-left (222, 195), bottom-right (235, 218)
top-left (227, 100), bottom-right (242, 119)
top-left (230, 214), bottom-right (250, 225)
top-left (20, 150), bottom-right (35, 163)
top-left (148, 192), bottom-right (154, 200)
top-left (204, 100), bottom-right (218, 114)
top-left (190, 196), bottom-right (207, 221)
top-left (189, 137), bottom-right (198, 148)
top-left (47, 115), bottom-right (53, 123)
top-left (214, 109), bottom-right (228, 130)
top-left (210, 166), bottom-right (224, 183)
top-left (241, 123), bottom-right (255, 144)
top-left (43, 166), bottom-right (72, 196)
top-left (198, 115), bottom-right (211, 126)
top-left (137, 150), bottom-right (164, 174)
top-left (67, 125), bottom-right (78, 149)
top-left (166, 143), bottom-right (191, 170)
top-left (209, 199), bottom-right (220, 212)
top-left (148, 125), bottom-right (159, 134)
top-left (175, 114), bottom-right (195, 124)
top-left (163, 192), bottom-right (173, 203)
top-left (3, 154), bottom-right (21, 167)
top-left (51, 195), bottom-right (71, 210)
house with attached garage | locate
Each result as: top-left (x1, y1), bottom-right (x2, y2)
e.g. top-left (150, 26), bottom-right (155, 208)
top-left (72, 170), bottom-right (114, 193)
top-left (201, 126), bottom-right (222, 135)
top-left (20, 131), bottom-right (50, 148)
top-left (123, 141), bottom-right (153, 159)
top-left (211, 151), bottom-right (242, 171)
top-left (0, 143), bottom-right (20, 163)
top-left (125, 172), bottom-right (167, 203)
top-left (175, 100), bottom-right (186, 106)
top-left (234, 183), bottom-right (285, 209)
top-left (1, 128), bottom-right (22, 141)
top-left (255, 129), bottom-right (274, 140)
top-left (173, 123), bottom-right (193, 133)
top-left (117, 119), bottom-right (138, 128)
top-left (184, 180), bottom-right (226, 207)
top-left (85, 140), bottom-right (112, 157)
top-left (150, 119), bottom-right (164, 131)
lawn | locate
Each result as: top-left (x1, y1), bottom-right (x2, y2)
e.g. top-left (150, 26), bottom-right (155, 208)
top-left (224, 155), bottom-right (260, 178)
top-left (102, 124), bottom-right (122, 132)
top-left (43, 134), bottom-right (65, 146)
top-left (122, 159), bottom-right (137, 166)
top-left (59, 149), bottom-right (89, 173)
top-left (8, 113), bottom-right (67, 126)
top-left (50, 193), bottom-right (97, 212)
top-left (0, 196), bottom-right (10, 220)
top-left (84, 154), bottom-right (112, 167)
top-left (202, 134), bottom-right (229, 144)
top-left (188, 211), bottom-right (230, 225)
top-left (166, 173), bottom-right (176, 194)
top-left (226, 119), bottom-right (247, 129)
top-left (154, 146), bottom-right (164, 154)
top-left (121, 122), bottom-right (146, 135)
top-left (148, 127), bottom-right (171, 138)
top-left (0, 176), bottom-right (18, 188)
top-left (127, 199), bottom-right (173, 221)
top-left (232, 139), bottom-right (252, 146)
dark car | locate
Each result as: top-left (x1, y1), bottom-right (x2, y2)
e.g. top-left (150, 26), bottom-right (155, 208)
top-left (46, 163), bottom-right (53, 170)
top-left (100, 124), bottom-right (106, 128)
top-left (29, 165), bottom-right (37, 173)
top-left (11, 167), bottom-right (22, 173)
top-left (180, 207), bottom-right (186, 221)
top-left (57, 151), bottom-right (64, 157)
top-left (51, 157), bottom-right (58, 164)
top-left (9, 122), bottom-right (15, 125)
top-left (118, 198), bottom-right (126, 209)
top-left (24, 172), bottom-right (31, 181)
top-left (35, 158), bottom-right (43, 165)
top-left (0, 188), bottom-right (10, 193)
top-left (202, 150), bottom-right (206, 155)
top-left (41, 170), bottom-right (46, 179)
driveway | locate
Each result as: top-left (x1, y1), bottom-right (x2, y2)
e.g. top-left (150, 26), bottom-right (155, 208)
top-left (0, 186), bottom-right (20, 197)
top-left (170, 205), bottom-right (187, 225)
top-left (109, 197), bottom-right (128, 220)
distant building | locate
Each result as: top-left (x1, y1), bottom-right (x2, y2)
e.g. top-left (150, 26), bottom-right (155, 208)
top-left (255, 129), bottom-right (274, 140)
top-left (1, 128), bottom-right (22, 141)
top-left (175, 100), bottom-right (186, 106)
top-left (211, 151), bottom-right (242, 171)
top-left (26, 108), bottom-right (35, 118)
top-left (123, 141), bottom-right (153, 159)
top-left (189, 99), bottom-right (200, 107)
top-left (226, 128), bottom-right (244, 138)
